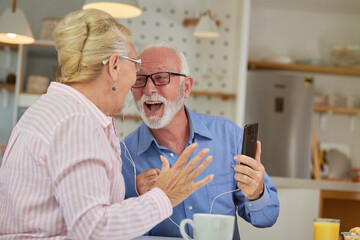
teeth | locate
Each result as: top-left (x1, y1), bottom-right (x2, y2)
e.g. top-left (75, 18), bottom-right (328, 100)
top-left (146, 101), bottom-right (162, 105)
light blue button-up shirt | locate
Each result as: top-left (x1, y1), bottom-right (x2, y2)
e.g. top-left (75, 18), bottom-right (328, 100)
top-left (121, 107), bottom-right (279, 239)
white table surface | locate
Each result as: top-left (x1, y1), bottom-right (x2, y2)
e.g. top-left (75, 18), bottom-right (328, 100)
top-left (134, 236), bottom-right (182, 240)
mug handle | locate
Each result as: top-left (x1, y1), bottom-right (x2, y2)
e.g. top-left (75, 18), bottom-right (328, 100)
top-left (180, 218), bottom-right (194, 240)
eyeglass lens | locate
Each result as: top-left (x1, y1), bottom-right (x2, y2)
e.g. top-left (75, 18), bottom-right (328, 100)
top-left (135, 62), bottom-right (141, 72)
top-left (134, 72), bottom-right (171, 88)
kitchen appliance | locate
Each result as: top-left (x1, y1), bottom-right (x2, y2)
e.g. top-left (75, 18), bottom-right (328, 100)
top-left (244, 70), bottom-right (314, 178)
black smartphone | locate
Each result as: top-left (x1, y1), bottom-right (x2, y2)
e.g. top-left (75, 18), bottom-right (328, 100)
top-left (241, 123), bottom-right (258, 159)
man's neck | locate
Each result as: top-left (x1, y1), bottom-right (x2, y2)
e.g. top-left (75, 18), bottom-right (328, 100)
top-left (149, 107), bottom-right (190, 156)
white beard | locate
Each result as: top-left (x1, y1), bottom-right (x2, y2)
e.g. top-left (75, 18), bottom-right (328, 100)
top-left (135, 83), bottom-right (185, 129)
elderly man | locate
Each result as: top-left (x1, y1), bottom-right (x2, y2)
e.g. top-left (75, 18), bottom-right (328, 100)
top-left (120, 42), bottom-right (279, 239)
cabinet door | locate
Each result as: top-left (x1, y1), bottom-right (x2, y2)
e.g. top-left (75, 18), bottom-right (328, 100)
top-left (238, 188), bottom-right (320, 240)
top-left (319, 190), bottom-right (360, 233)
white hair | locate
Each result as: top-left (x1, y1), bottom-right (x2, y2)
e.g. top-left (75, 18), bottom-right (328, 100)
top-left (138, 41), bottom-right (190, 76)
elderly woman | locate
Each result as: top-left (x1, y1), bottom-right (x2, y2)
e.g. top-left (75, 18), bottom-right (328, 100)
top-left (0, 9), bottom-right (213, 240)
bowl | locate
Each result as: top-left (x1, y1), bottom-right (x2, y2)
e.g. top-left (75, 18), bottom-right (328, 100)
top-left (331, 45), bottom-right (360, 68)
top-left (342, 232), bottom-right (360, 240)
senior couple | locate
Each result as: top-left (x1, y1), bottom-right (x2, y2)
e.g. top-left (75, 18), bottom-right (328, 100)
top-left (0, 8), bottom-right (279, 240)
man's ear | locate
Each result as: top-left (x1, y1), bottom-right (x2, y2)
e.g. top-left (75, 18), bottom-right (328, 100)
top-left (183, 75), bottom-right (193, 98)
top-left (108, 54), bottom-right (120, 81)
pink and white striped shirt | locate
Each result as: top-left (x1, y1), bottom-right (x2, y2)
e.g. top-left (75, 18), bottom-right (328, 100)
top-left (0, 82), bottom-right (172, 240)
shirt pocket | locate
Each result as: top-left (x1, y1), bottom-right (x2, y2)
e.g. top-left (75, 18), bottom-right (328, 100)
top-left (206, 171), bottom-right (236, 215)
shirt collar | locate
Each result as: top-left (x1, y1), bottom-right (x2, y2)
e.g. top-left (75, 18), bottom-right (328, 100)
top-left (136, 105), bottom-right (213, 156)
top-left (186, 106), bottom-right (213, 141)
top-left (47, 82), bottom-right (113, 128)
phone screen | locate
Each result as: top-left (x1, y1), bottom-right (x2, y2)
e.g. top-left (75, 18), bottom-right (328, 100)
top-left (241, 123), bottom-right (258, 159)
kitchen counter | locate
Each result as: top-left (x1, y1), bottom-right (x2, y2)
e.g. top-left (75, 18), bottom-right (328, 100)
top-left (271, 176), bottom-right (360, 192)
top-left (134, 237), bottom-right (180, 240)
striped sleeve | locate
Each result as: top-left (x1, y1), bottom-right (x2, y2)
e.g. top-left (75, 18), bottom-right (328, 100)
top-left (47, 114), bottom-right (172, 240)
top-left (89, 188), bottom-right (172, 240)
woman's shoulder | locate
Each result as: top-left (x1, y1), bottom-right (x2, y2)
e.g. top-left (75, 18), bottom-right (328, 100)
top-left (18, 94), bottom-right (92, 133)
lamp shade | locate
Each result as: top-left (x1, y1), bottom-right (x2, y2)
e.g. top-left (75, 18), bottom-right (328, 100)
top-left (83, 0), bottom-right (142, 18)
top-left (193, 13), bottom-right (219, 38)
top-left (0, 8), bottom-right (34, 44)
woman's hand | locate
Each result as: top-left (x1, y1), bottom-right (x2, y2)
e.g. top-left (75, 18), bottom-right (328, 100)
top-left (154, 143), bottom-right (214, 208)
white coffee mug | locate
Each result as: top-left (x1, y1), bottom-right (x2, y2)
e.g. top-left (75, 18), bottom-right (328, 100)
top-left (179, 213), bottom-right (235, 240)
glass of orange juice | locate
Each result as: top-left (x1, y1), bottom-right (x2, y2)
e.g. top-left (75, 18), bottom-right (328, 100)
top-left (314, 218), bottom-right (340, 240)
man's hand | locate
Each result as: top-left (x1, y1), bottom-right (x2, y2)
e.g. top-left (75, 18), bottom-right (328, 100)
top-left (136, 169), bottom-right (160, 195)
top-left (234, 141), bottom-right (265, 201)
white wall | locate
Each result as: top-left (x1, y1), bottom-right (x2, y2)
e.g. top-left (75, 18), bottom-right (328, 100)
top-left (247, 1), bottom-right (360, 169)
top-left (248, 1), bottom-right (360, 62)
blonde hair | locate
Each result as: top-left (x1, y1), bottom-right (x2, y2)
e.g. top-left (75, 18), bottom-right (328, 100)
top-left (53, 8), bottom-right (132, 83)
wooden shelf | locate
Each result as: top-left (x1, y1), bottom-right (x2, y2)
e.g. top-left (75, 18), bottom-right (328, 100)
top-left (314, 105), bottom-right (360, 115)
top-left (248, 61), bottom-right (360, 77)
top-left (191, 90), bottom-right (236, 100)
top-left (0, 83), bottom-right (15, 91)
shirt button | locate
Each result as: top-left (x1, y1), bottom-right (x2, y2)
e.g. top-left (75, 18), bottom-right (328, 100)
top-left (188, 206), bottom-right (193, 211)
top-left (248, 203), bottom-right (252, 207)
top-left (170, 153), bottom-right (174, 157)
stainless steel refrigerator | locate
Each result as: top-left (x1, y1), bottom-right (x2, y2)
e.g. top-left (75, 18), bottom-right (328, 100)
top-left (244, 70), bottom-right (314, 179)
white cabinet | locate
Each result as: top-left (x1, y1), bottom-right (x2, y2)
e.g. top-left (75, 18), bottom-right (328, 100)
top-left (238, 188), bottom-right (320, 240)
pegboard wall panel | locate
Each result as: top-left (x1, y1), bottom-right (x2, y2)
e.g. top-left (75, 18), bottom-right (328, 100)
top-left (116, 0), bottom-right (240, 137)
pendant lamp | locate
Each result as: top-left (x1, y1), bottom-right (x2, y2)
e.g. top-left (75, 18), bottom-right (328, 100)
top-left (83, 0), bottom-right (142, 19)
top-left (193, 10), bottom-right (219, 38)
top-left (0, 0), bottom-right (34, 44)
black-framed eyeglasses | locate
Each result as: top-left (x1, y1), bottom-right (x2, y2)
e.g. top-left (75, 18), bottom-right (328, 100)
top-left (102, 55), bottom-right (141, 72)
top-left (132, 72), bottom-right (187, 88)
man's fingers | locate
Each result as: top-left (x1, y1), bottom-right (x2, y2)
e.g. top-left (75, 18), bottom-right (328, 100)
top-left (235, 155), bottom-right (256, 169)
top-left (160, 155), bottom-right (170, 174)
top-left (237, 181), bottom-right (247, 190)
top-left (234, 172), bottom-right (253, 185)
top-left (234, 164), bottom-right (252, 176)
top-left (140, 169), bottom-right (161, 177)
top-left (255, 141), bottom-right (261, 162)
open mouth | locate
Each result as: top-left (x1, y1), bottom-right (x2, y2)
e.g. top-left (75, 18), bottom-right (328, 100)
top-left (145, 101), bottom-right (163, 112)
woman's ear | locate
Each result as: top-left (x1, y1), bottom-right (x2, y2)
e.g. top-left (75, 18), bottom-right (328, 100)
top-left (183, 75), bottom-right (193, 98)
top-left (108, 54), bottom-right (120, 81)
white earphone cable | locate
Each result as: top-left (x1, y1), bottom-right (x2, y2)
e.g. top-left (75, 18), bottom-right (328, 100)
top-left (119, 98), bottom-right (238, 238)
